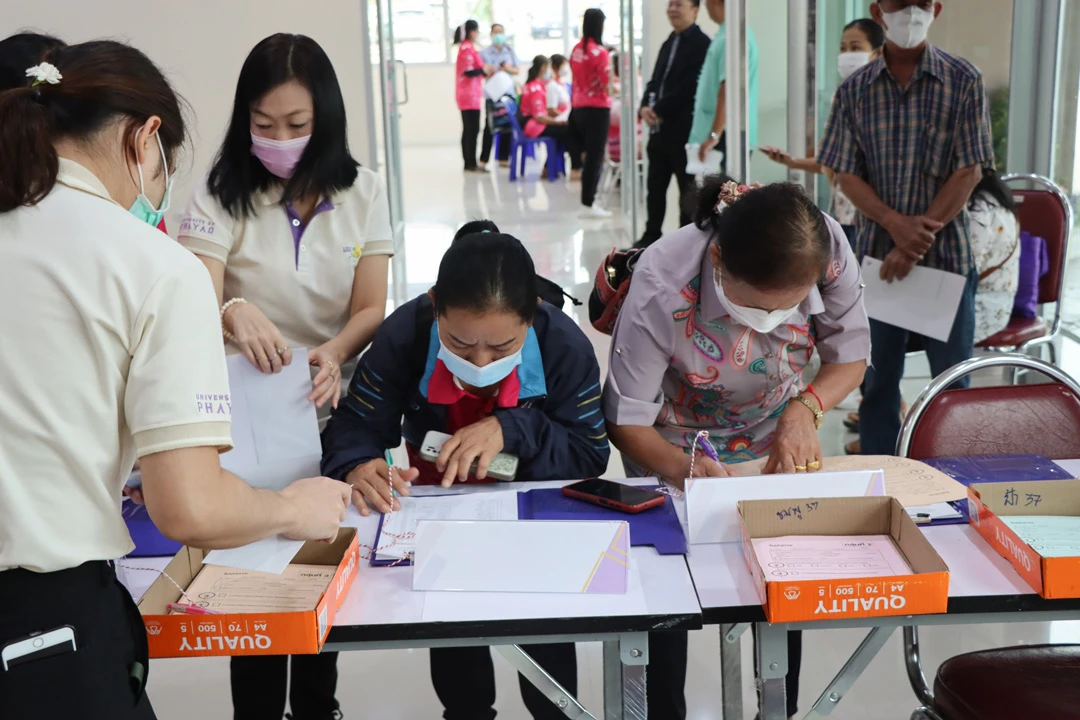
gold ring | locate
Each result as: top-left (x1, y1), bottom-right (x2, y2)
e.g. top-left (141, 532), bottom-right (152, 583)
top-left (807, 460), bottom-right (822, 470)
top-left (276, 346), bottom-right (288, 356)
top-left (794, 464), bottom-right (808, 472)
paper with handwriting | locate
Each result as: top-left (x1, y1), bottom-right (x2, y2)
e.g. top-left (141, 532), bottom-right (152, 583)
top-left (731, 455), bottom-right (966, 507)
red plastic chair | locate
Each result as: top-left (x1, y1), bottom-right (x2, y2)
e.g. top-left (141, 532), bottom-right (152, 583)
top-left (977, 174), bottom-right (1074, 367)
top-left (896, 354), bottom-right (1080, 720)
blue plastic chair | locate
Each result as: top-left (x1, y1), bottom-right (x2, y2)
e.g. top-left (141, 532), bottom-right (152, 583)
top-left (500, 98), bottom-right (564, 183)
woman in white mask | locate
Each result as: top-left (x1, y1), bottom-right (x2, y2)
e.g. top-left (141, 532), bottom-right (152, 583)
top-left (178, 33), bottom-right (393, 720)
top-left (322, 229), bottom-right (608, 720)
top-left (603, 178), bottom-right (869, 718)
top-left (762, 18), bottom-right (884, 243)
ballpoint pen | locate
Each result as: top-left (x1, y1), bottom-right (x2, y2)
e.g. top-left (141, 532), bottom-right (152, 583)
top-left (167, 603), bottom-right (220, 616)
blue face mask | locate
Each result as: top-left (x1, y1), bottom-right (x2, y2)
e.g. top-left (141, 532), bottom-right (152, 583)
top-left (437, 330), bottom-right (523, 389)
top-left (543, 69), bottom-right (553, 81)
top-left (128, 128), bottom-right (172, 227)
top-left (492, 33), bottom-right (507, 47)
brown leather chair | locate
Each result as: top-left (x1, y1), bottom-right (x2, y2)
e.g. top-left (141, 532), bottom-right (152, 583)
top-left (898, 355), bottom-right (1080, 720)
top-left (977, 174), bottom-right (1074, 369)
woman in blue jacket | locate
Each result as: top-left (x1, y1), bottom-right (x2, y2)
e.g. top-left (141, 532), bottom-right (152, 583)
top-left (322, 229), bottom-right (608, 720)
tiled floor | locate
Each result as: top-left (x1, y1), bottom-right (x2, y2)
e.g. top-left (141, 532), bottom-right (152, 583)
top-left (145, 144), bottom-right (1080, 719)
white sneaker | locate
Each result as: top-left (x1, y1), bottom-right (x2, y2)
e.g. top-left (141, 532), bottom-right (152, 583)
top-left (579, 204), bottom-right (613, 218)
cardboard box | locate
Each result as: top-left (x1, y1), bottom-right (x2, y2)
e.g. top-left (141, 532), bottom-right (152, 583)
top-left (968, 479), bottom-right (1080, 598)
top-left (738, 496), bottom-right (950, 622)
top-left (138, 529), bottom-right (359, 658)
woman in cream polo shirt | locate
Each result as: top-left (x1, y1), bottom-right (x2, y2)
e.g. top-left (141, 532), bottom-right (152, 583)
top-left (0, 41), bottom-right (350, 720)
top-left (180, 34), bottom-right (393, 422)
top-left (178, 34), bottom-right (391, 720)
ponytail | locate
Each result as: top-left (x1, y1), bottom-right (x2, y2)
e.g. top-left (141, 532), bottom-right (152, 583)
top-left (0, 87), bottom-right (59, 212)
top-left (454, 19), bottom-right (479, 45)
top-left (527, 55), bottom-right (549, 84)
top-left (0, 40), bottom-right (187, 214)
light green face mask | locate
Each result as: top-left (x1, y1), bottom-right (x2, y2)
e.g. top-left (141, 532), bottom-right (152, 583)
top-left (128, 128), bottom-right (172, 227)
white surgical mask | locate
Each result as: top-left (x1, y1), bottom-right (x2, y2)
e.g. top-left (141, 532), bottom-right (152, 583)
top-left (714, 273), bottom-right (800, 335)
top-left (437, 329), bottom-right (523, 388)
top-left (838, 51), bottom-right (872, 79)
top-left (881, 6), bottom-right (935, 49)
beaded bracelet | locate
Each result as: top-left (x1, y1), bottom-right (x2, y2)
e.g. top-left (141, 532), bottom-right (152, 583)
top-left (220, 298), bottom-right (246, 343)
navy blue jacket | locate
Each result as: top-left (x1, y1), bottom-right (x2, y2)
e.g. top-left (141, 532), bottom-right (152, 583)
top-left (321, 295), bottom-right (610, 482)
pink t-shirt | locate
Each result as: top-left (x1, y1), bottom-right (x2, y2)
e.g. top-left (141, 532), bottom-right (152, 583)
top-left (455, 41), bottom-right (484, 111)
top-left (570, 40), bottom-right (612, 109)
top-left (521, 79), bottom-right (548, 138)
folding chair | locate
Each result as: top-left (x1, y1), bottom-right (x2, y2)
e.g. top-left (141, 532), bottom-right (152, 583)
top-left (977, 174), bottom-right (1074, 368)
top-left (896, 354), bottom-right (1080, 720)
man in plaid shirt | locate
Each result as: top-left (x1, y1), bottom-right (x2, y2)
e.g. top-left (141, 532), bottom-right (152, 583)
top-left (819, 0), bottom-right (993, 455)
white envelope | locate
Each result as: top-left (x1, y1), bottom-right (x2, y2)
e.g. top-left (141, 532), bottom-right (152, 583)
top-left (413, 520), bottom-right (630, 594)
top-left (685, 143), bottom-right (725, 175)
top-left (861, 257), bottom-right (967, 342)
top-left (686, 470), bottom-right (886, 545)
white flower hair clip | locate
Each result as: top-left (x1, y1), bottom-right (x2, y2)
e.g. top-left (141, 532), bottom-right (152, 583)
top-left (714, 180), bottom-right (763, 214)
top-left (26, 63), bottom-right (62, 87)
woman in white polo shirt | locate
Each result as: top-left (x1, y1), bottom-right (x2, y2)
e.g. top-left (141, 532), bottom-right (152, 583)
top-left (0, 40), bottom-right (350, 720)
top-left (178, 34), bottom-right (392, 720)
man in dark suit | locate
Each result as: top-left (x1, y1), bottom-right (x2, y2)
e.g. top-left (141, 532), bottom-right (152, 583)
top-left (638, 0), bottom-right (711, 247)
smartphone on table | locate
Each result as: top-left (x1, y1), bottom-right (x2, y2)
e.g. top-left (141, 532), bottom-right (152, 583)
top-left (562, 479), bottom-right (666, 514)
top-left (419, 430), bottom-right (519, 481)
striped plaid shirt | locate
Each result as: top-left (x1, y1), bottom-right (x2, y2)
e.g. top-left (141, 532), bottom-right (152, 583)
top-left (819, 45), bottom-right (994, 274)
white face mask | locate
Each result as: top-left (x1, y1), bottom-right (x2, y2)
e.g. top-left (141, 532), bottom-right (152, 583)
top-left (881, 6), bottom-right (935, 49)
top-left (838, 51), bottom-right (872, 79)
top-left (714, 272), bottom-right (800, 335)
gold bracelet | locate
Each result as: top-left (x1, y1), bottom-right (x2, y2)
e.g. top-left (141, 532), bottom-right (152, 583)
top-left (791, 394), bottom-right (825, 430)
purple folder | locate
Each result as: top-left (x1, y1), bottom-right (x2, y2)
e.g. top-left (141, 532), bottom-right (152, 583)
top-left (923, 454), bottom-right (1072, 524)
top-left (123, 501), bottom-right (182, 557)
top-left (517, 486), bottom-right (687, 555)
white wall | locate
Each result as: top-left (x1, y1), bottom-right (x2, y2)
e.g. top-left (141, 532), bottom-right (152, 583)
top-left (3, 0), bottom-right (375, 229)
top-left (398, 63), bottom-right (458, 146)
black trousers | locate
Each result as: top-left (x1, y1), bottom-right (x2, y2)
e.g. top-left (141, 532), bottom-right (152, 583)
top-left (645, 630), bottom-right (690, 719)
top-left (231, 652), bottom-right (339, 720)
top-left (430, 643), bottom-right (576, 720)
top-left (571, 107), bottom-right (611, 207)
top-left (461, 109), bottom-right (481, 170)
top-left (641, 132), bottom-right (696, 246)
top-left (540, 124), bottom-right (584, 170)
top-left (0, 561), bottom-right (156, 719)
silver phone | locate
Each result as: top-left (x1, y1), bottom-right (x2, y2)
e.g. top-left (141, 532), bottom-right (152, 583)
top-left (419, 430), bottom-right (519, 481)
top-left (1, 626), bottom-right (77, 672)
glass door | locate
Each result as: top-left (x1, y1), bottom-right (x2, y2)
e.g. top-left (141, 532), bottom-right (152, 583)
top-left (373, 0), bottom-right (410, 306)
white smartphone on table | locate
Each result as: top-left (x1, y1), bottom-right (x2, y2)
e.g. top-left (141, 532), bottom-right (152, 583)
top-left (419, 430), bottom-right (519, 481)
top-left (1, 626), bottom-right (78, 672)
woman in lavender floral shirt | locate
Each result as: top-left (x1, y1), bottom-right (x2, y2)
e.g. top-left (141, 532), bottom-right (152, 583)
top-left (603, 178), bottom-right (870, 718)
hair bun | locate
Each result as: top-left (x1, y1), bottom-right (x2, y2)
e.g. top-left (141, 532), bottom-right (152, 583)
top-left (714, 180), bottom-right (763, 215)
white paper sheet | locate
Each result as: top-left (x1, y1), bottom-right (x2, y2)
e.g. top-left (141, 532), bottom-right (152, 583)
top-left (1002, 515), bottom-right (1080, 557)
top-left (374, 492), bottom-right (520, 561)
top-left (420, 561), bottom-right (648, 622)
top-left (203, 535), bottom-right (307, 575)
top-left (686, 470), bottom-right (884, 545)
top-left (752, 534), bottom-right (912, 580)
top-left (860, 257), bottom-right (967, 342)
top-left (219, 351), bottom-right (322, 491)
top-left (685, 143), bottom-right (725, 175)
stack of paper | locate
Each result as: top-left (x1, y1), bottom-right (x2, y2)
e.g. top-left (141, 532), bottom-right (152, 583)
top-left (183, 564), bottom-right (336, 614)
top-left (374, 493), bottom-right (519, 562)
top-left (1002, 516), bottom-right (1080, 558)
top-left (751, 534), bottom-right (913, 581)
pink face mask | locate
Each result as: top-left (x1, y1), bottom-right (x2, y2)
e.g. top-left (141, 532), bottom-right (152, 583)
top-left (250, 133), bottom-right (311, 178)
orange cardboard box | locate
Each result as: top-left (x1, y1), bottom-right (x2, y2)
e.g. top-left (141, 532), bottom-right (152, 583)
top-left (138, 528), bottom-right (359, 658)
top-left (738, 496), bottom-right (950, 623)
top-left (968, 479), bottom-right (1080, 599)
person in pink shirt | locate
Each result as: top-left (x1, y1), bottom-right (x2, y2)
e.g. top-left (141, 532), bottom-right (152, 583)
top-left (520, 55), bottom-right (582, 176)
top-left (570, 8), bottom-right (614, 217)
top-left (454, 20), bottom-right (487, 172)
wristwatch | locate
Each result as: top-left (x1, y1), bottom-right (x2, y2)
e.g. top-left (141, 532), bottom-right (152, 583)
top-left (708, 131), bottom-right (721, 141)
top-left (791, 394), bottom-right (825, 429)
